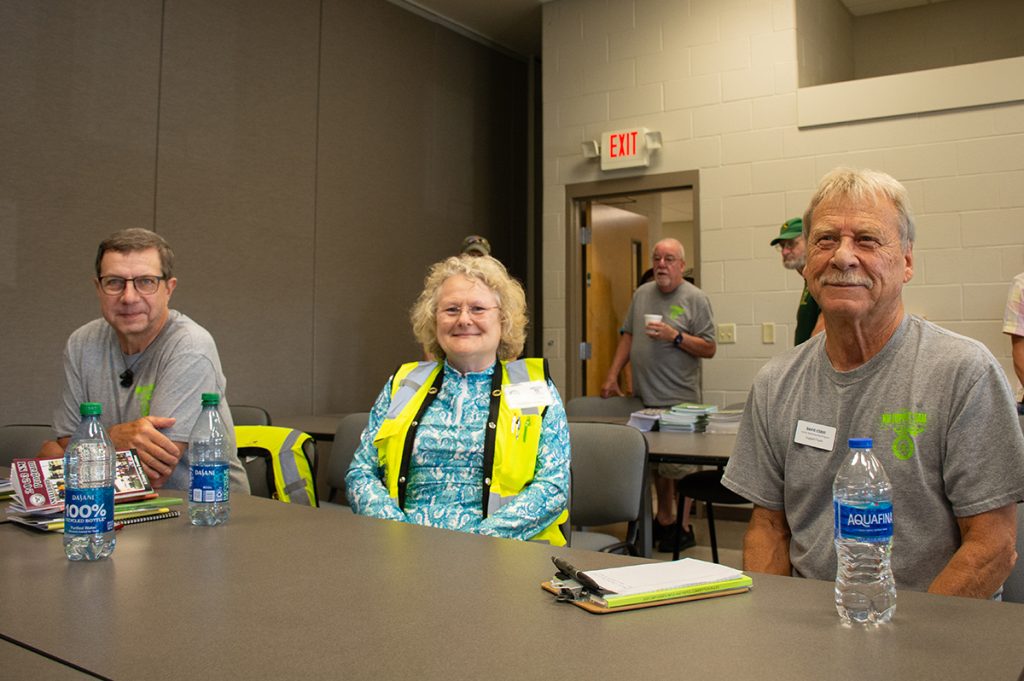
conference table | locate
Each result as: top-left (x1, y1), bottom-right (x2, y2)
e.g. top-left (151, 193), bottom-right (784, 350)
top-left (2, 486), bottom-right (1023, 680)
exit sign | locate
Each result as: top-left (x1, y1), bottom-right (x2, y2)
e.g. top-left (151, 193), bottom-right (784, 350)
top-left (600, 127), bottom-right (660, 170)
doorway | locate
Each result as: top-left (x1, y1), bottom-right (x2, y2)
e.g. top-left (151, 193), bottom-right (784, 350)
top-left (565, 171), bottom-right (700, 399)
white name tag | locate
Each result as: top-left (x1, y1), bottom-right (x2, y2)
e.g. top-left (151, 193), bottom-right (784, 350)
top-left (794, 420), bottom-right (837, 451)
top-left (504, 380), bottom-right (554, 410)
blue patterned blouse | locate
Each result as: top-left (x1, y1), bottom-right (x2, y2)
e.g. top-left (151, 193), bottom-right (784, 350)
top-left (345, 361), bottom-right (570, 541)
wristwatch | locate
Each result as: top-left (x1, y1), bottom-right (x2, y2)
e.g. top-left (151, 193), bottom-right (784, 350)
top-left (673, 332), bottom-right (684, 347)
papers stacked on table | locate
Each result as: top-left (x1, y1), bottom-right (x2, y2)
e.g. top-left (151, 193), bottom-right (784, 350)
top-left (660, 403), bottom-right (718, 432)
top-left (585, 558), bottom-right (752, 608)
top-left (627, 408), bottom-right (667, 432)
top-left (705, 409), bottom-right (743, 434)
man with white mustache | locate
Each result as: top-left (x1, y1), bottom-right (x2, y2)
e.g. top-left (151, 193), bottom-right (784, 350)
top-left (722, 168), bottom-right (1024, 598)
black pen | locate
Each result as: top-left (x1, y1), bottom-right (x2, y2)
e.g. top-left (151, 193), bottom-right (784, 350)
top-left (551, 556), bottom-right (606, 594)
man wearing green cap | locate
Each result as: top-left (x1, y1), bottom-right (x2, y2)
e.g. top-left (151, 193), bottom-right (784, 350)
top-left (771, 217), bottom-right (822, 345)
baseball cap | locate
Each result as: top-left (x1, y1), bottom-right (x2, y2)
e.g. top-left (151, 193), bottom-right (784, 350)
top-left (770, 218), bottom-right (803, 246)
top-left (461, 235), bottom-right (491, 256)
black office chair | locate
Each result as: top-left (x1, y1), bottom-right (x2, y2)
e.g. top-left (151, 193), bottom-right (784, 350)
top-left (567, 422), bottom-right (650, 556)
top-left (565, 395), bottom-right (643, 419)
top-left (672, 469), bottom-right (748, 562)
top-left (230, 404), bottom-right (272, 426)
top-left (324, 412), bottom-right (370, 507)
top-left (0, 424), bottom-right (54, 467)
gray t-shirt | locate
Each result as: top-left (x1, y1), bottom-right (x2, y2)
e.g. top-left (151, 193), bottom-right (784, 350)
top-left (722, 314), bottom-right (1024, 591)
top-left (53, 310), bottom-right (249, 493)
top-left (622, 280), bottom-right (716, 407)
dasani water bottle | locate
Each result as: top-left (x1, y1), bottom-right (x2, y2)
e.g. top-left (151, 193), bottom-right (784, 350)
top-left (188, 393), bottom-right (231, 525)
top-left (63, 402), bottom-right (117, 561)
top-left (833, 437), bottom-right (896, 624)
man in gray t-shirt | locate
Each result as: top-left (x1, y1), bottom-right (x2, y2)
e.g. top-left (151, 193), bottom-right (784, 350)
top-left (602, 238), bottom-right (717, 549)
top-left (722, 168), bottom-right (1024, 597)
top-left (44, 228), bottom-right (248, 494)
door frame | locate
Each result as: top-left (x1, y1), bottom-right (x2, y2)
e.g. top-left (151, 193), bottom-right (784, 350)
top-left (564, 170), bottom-right (701, 400)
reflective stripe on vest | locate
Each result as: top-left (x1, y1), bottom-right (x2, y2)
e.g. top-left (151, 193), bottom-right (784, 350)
top-left (235, 425), bottom-right (317, 506)
top-left (374, 359), bottom-right (567, 546)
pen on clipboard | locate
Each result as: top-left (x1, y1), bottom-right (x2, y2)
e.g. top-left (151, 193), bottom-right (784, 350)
top-left (551, 556), bottom-right (607, 594)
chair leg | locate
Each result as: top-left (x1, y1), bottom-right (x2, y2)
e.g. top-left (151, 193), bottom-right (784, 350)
top-left (672, 481), bottom-right (685, 561)
top-left (706, 501), bottom-right (720, 564)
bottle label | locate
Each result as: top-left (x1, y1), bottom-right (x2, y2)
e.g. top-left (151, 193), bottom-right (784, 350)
top-left (64, 487), bottom-right (115, 534)
top-left (189, 462), bottom-right (229, 503)
top-left (834, 500), bottom-right (894, 541)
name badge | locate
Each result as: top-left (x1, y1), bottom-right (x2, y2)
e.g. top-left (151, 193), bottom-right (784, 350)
top-left (794, 420), bottom-right (836, 451)
top-left (504, 380), bottom-right (554, 410)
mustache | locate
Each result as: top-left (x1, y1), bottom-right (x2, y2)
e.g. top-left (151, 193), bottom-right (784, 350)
top-left (818, 271), bottom-right (873, 288)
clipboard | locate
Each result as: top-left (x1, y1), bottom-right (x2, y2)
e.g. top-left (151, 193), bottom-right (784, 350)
top-left (540, 580), bottom-right (751, 614)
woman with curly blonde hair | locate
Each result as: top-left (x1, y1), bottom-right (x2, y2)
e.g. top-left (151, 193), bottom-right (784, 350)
top-left (346, 255), bottom-right (570, 544)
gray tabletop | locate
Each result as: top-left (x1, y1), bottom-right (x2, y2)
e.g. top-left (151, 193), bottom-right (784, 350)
top-left (2, 491), bottom-right (1023, 680)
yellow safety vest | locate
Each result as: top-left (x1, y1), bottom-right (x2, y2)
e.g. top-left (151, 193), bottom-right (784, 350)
top-left (373, 359), bottom-right (567, 546)
top-left (235, 426), bottom-right (317, 506)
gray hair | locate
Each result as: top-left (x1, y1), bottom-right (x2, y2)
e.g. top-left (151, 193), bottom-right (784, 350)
top-left (803, 168), bottom-right (915, 251)
top-left (95, 228), bottom-right (175, 278)
top-left (410, 255), bottom-right (527, 362)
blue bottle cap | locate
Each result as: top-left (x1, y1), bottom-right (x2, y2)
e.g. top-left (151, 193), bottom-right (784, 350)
top-left (848, 437), bottom-right (873, 448)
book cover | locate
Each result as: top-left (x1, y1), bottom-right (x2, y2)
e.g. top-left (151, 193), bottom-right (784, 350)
top-left (9, 450), bottom-right (153, 513)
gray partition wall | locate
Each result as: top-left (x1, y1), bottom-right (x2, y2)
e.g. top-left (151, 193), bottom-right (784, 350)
top-left (0, 0), bottom-right (530, 423)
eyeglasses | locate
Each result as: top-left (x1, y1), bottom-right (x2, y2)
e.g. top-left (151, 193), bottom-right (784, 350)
top-left (774, 240), bottom-right (801, 252)
top-left (98, 276), bottom-right (166, 295)
top-left (438, 304), bottom-right (498, 319)
top-left (652, 255), bottom-right (679, 264)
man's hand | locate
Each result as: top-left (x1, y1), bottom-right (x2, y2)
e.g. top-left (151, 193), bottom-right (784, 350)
top-left (645, 320), bottom-right (677, 342)
top-left (108, 416), bottom-right (184, 489)
top-left (600, 377), bottom-right (624, 398)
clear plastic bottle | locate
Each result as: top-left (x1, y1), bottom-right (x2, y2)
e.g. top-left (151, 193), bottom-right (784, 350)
top-left (833, 437), bottom-right (896, 624)
top-left (63, 402), bottom-right (117, 561)
top-left (188, 392), bottom-right (230, 526)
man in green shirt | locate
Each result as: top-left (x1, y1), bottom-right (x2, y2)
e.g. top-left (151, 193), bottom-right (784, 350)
top-left (771, 217), bottom-right (823, 345)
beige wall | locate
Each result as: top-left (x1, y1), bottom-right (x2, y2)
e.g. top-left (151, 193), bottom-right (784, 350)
top-left (542, 0), bottom-right (1024, 406)
top-left (0, 0), bottom-right (528, 424)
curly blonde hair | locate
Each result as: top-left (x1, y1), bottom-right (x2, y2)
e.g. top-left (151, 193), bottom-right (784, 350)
top-left (410, 255), bottom-right (528, 362)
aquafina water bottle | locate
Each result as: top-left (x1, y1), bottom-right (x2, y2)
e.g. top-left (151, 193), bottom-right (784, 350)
top-left (187, 393), bottom-right (230, 526)
top-left (63, 402), bottom-right (117, 560)
top-left (833, 437), bottom-right (896, 624)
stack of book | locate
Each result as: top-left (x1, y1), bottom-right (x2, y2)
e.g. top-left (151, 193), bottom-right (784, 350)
top-left (626, 408), bottom-right (667, 432)
top-left (705, 408), bottom-right (743, 434)
top-left (660, 403), bottom-right (718, 432)
top-left (6, 450), bottom-right (181, 531)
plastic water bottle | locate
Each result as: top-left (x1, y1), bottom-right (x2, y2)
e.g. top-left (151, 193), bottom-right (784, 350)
top-left (188, 393), bottom-right (231, 526)
top-left (833, 437), bottom-right (896, 624)
top-left (63, 402), bottom-right (117, 561)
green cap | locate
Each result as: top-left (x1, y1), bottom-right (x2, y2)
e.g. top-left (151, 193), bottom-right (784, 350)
top-left (79, 402), bottom-right (102, 416)
top-left (770, 217), bottom-right (803, 246)
top-left (201, 393), bottom-right (220, 406)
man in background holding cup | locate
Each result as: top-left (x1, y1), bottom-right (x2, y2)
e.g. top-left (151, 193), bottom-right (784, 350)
top-left (601, 238), bottom-right (717, 551)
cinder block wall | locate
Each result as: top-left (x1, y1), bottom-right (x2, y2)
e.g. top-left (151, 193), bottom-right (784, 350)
top-left (541, 0), bottom-right (1024, 406)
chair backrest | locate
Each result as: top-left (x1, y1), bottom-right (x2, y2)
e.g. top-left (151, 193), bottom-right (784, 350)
top-left (327, 413), bottom-right (370, 505)
top-left (568, 422), bottom-right (647, 528)
top-left (1003, 502), bottom-right (1024, 603)
top-left (230, 404), bottom-right (272, 426)
top-left (565, 396), bottom-right (644, 418)
top-left (0, 424), bottom-right (54, 467)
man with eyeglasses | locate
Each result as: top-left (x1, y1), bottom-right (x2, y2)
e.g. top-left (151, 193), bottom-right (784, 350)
top-left (601, 238), bottom-right (717, 552)
top-left (771, 217), bottom-right (823, 345)
top-left (43, 228), bottom-right (249, 493)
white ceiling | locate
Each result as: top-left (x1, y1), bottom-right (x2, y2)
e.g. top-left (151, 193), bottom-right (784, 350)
top-left (401, 0), bottom-right (955, 57)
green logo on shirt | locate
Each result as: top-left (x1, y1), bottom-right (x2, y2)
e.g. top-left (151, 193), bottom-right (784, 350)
top-left (136, 383), bottom-right (155, 418)
top-left (669, 304), bottom-right (686, 320)
top-left (880, 411), bottom-right (927, 460)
